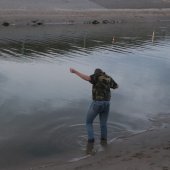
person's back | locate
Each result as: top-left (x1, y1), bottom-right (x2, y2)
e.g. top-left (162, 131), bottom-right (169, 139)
top-left (90, 70), bottom-right (118, 101)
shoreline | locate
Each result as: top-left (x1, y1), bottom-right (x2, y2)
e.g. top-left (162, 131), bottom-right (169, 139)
top-left (31, 122), bottom-right (170, 170)
top-left (0, 8), bottom-right (170, 26)
top-left (9, 113), bottom-right (170, 170)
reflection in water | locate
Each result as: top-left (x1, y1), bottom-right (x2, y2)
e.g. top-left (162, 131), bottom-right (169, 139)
top-left (0, 22), bottom-right (170, 169)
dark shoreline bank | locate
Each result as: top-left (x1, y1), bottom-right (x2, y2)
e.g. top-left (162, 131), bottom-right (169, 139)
top-left (0, 9), bottom-right (170, 26)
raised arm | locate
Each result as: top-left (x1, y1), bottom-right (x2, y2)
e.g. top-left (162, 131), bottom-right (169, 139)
top-left (70, 68), bottom-right (91, 81)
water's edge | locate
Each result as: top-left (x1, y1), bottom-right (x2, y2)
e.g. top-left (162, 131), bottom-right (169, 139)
top-left (0, 9), bottom-right (170, 26)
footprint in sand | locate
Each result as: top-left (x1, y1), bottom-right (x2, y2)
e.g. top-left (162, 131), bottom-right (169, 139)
top-left (162, 166), bottom-right (169, 170)
top-left (131, 152), bottom-right (152, 159)
top-left (132, 152), bottom-right (145, 159)
top-left (153, 150), bottom-right (160, 153)
top-left (163, 146), bottom-right (170, 150)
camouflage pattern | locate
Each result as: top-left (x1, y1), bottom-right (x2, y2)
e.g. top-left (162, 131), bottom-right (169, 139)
top-left (90, 72), bottom-right (118, 101)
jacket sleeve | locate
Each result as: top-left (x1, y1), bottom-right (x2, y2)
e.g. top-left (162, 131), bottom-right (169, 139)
top-left (89, 74), bottom-right (95, 84)
top-left (110, 78), bottom-right (118, 89)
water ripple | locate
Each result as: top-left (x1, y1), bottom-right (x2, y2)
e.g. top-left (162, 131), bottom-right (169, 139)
top-left (0, 27), bottom-right (170, 63)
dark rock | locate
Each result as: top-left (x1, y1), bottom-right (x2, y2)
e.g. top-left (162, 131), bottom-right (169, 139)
top-left (92, 20), bottom-right (100, 24)
top-left (102, 20), bottom-right (109, 24)
top-left (32, 20), bottom-right (38, 23)
top-left (2, 22), bottom-right (10, 26)
top-left (31, 20), bottom-right (43, 26)
top-left (37, 22), bottom-right (43, 26)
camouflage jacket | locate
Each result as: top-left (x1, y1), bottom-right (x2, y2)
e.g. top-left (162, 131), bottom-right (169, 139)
top-left (89, 72), bottom-right (118, 101)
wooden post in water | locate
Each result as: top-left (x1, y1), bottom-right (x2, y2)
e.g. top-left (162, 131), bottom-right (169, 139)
top-left (152, 31), bottom-right (155, 43)
top-left (112, 36), bottom-right (115, 44)
top-left (21, 39), bottom-right (26, 55)
top-left (83, 35), bottom-right (86, 48)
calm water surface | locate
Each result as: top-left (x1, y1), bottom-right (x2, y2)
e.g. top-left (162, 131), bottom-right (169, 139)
top-left (0, 23), bottom-right (170, 169)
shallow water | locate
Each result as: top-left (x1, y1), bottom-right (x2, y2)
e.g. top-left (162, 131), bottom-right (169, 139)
top-left (0, 22), bottom-right (170, 169)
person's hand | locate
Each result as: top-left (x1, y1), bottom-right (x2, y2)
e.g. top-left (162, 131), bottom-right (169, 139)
top-left (70, 68), bottom-right (77, 73)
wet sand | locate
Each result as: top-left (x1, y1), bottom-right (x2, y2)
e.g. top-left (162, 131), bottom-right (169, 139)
top-left (29, 114), bottom-right (170, 170)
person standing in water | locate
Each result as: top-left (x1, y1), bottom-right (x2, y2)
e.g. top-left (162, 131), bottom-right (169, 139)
top-left (70, 68), bottom-right (118, 153)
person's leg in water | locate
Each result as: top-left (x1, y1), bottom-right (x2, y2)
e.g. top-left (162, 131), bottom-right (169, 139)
top-left (86, 101), bottom-right (100, 154)
top-left (99, 101), bottom-right (110, 146)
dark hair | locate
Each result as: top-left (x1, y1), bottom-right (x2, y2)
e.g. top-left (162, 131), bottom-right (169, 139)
top-left (94, 68), bottom-right (103, 75)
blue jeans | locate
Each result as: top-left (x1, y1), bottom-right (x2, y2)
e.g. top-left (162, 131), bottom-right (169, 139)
top-left (86, 101), bottom-right (110, 142)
